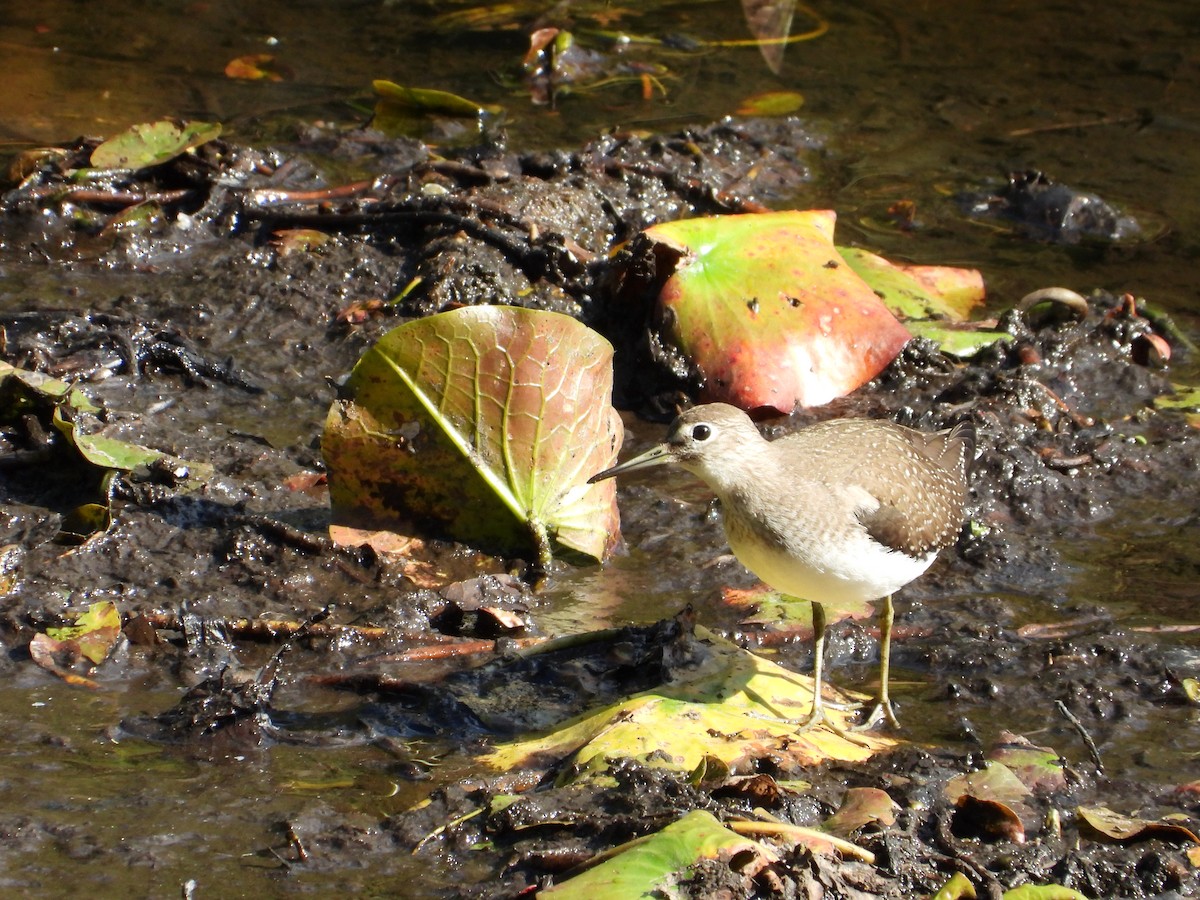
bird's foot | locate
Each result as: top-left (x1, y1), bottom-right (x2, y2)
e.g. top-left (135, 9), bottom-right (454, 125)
top-left (851, 697), bottom-right (901, 731)
top-left (791, 704), bottom-right (875, 747)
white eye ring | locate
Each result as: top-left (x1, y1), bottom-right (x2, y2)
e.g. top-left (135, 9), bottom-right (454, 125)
top-left (691, 424), bottom-right (712, 441)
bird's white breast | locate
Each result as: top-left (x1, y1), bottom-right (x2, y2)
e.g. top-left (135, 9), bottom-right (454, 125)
top-left (726, 520), bottom-right (937, 606)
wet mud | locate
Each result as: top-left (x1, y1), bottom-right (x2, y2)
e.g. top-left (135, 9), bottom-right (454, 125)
top-left (1, 120), bottom-right (1198, 897)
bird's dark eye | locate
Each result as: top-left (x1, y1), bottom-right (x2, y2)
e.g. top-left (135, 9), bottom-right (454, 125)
top-left (691, 424), bottom-right (712, 441)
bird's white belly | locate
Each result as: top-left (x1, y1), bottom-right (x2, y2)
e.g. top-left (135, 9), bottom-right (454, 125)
top-left (727, 526), bottom-right (936, 605)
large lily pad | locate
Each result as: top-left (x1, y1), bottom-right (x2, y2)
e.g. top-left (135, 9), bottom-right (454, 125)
top-left (322, 306), bottom-right (622, 564)
top-left (481, 626), bottom-right (895, 776)
top-left (641, 210), bottom-right (913, 413)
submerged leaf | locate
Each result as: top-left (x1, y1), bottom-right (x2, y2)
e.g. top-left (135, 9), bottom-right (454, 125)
top-left (637, 211), bottom-right (912, 412)
top-left (224, 54), bottom-right (291, 82)
top-left (322, 306), bottom-right (622, 563)
top-left (90, 120), bottom-right (222, 170)
top-left (736, 90), bottom-right (805, 117)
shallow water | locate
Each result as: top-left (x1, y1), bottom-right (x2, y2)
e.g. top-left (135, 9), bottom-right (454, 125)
top-left (1, 1), bottom-right (1199, 896)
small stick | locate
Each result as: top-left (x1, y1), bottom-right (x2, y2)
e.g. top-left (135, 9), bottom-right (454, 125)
top-left (1055, 699), bottom-right (1105, 774)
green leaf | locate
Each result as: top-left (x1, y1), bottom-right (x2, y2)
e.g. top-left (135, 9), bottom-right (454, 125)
top-left (541, 810), bottom-right (771, 899)
top-left (904, 319), bottom-right (1010, 357)
top-left (1001, 887), bottom-right (1091, 900)
top-left (0, 360), bottom-right (97, 414)
top-left (371, 80), bottom-right (503, 136)
top-left (837, 246), bottom-right (985, 321)
top-left (322, 306), bottom-right (622, 564)
top-left (52, 405), bottom-right (169, 470)
top-left (929, 871), bottom-right (977, 900)
top-left (1154, 382), bottom-right (1200, 428)
top-left (90, 120), bottom-right (222, 170)
top-left (0, 361), bottom-right (211, 487)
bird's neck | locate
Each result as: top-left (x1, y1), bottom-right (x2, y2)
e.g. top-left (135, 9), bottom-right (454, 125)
top-left (682, 441), bottom-right (775, 501)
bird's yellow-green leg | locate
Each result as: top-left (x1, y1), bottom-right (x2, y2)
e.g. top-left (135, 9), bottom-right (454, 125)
top-left (854, 594), bottom-right (901, 730)
top-left (794, 600), bottom-right (830, 731)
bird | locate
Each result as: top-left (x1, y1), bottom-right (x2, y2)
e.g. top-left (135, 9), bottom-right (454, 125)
top-left (588, 403), bottom-right (975, 731)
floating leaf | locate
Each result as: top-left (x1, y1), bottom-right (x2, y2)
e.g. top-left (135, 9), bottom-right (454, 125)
top-left (369, 82), bottom-right (501, 136)
top-left (542, 810), bottom-right (774, 898)
top-left (322, 306), bottom-right (622, 564)
top-left (90, 119), bottom-right (222, 170)
top-left (635, 211), bottom-right (912, 413)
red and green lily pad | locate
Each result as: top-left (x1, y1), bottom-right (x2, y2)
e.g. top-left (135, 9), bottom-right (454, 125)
top-left (322, 306), bottom-right (622, 566)
top-left (639, 210), bottom-right (913, 413)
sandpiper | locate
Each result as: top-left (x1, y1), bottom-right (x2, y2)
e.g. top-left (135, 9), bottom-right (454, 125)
top-left (589, 403), bottom-right (975, 730)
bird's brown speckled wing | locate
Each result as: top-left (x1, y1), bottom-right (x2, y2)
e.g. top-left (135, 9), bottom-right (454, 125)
top-left (850, 422), bottom-right (975, 556)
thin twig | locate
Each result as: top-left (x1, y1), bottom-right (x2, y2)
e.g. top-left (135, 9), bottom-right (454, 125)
top-left (1055, 699), bottom-right (1105, 774)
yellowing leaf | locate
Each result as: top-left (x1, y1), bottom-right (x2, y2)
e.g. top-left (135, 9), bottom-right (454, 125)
top-left (90, 120), bottom-right (222, 170)
top-left (322, 307), bottom-right (622, 564)
top-left (542, 810), bottom-right (773, 898)
top-left (837, 246), bottom-right (985, 321)
top-left (481, 626), bottom-right (895, 776)
top-left (46, 600), bottom-right (121, 663)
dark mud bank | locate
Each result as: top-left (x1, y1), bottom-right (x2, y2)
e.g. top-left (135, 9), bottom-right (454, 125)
top-left (1, 120), bottom-right (1198, 897)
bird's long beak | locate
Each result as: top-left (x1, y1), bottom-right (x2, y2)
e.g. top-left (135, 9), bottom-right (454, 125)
top-left (588, 444), bottom-right (673, 483)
